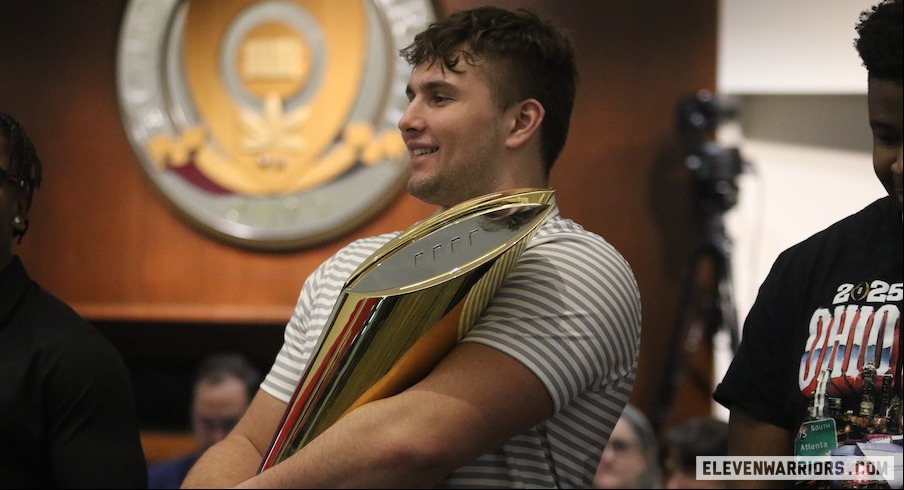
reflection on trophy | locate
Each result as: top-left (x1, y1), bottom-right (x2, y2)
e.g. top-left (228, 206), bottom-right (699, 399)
top-left (259, 188), bottom-right (555, 471)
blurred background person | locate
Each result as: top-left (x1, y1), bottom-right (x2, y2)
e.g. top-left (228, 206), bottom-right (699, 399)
top-left (0, 111), bottom-right (147, 488)
top-left (660, 416), bottom-right (729, 489)
top-left (147, 353), bottom-right (261, 489)
top-left (594, 403), bottom-right (662, 489)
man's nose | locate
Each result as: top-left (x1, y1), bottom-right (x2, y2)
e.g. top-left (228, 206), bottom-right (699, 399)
top-left (398, 100), bottom-right (422, 133)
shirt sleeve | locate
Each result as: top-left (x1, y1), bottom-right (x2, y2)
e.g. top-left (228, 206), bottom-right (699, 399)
top-left (462, 231), bottom-right (641, 413)
top-left (46, 329), bottom-right (148, 488)
top-left (713, 251), bottom-right (803, 433)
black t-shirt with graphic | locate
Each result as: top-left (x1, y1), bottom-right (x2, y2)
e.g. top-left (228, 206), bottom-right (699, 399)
top-left (714, 197), bottom-right (902, 488)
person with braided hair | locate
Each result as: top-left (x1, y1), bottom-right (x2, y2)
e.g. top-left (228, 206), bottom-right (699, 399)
top-left (0, 111), bottom-right (147, 488)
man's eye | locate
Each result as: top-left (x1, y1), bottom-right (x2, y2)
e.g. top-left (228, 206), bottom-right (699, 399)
top-left (871, 125), bottom-right (902, 146)
top-left (875, 133), bottom-right (901, 146)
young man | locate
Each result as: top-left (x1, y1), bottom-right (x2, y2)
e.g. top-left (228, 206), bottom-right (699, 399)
top-left (713, 0), bottom-right (903, 488)
top-left (182, 6), bottom-right (641, 488)
top-left (0, 112), bottom-right (148, 487)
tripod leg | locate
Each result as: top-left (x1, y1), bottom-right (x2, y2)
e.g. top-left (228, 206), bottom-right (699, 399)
top-left (652, 250), bottom-right (716, 433)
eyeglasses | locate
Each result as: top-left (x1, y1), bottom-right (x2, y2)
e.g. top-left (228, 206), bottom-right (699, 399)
top-left (0, 166), bottom-right (27, 190)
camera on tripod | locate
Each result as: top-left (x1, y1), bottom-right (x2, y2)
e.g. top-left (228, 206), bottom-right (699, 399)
top-left (677, 90), bottom-right (746, 215)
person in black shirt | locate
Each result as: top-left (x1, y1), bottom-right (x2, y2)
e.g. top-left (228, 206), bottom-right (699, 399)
top-left (713, 1), bottom-right (903, 488)
top-left (0, 111), bottom-right (147, 488)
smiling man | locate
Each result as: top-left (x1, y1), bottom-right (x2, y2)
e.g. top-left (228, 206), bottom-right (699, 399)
top-left (182, 7), bottom-right (641, 488)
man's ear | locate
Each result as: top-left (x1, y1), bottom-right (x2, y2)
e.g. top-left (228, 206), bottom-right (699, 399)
top-left (505, 98), bottom-right (544, 149)
top-left (13, 191), bottom-right (31, 225)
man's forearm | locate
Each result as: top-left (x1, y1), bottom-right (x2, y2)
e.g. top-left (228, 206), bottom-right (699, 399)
top-left (232, 395), bottom-right (459, 489)
top-left (181, 436), bottom-right (265, 488)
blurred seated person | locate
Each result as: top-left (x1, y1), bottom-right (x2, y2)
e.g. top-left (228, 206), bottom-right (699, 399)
top-left (660, 416), bottom-right (729, 489)
top-left (147, 353), bottom-right (261, 489)
top-left (594, 403), bottom-right (662, 488)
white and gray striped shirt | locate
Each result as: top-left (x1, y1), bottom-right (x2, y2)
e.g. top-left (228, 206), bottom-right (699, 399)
top-left (261, 206), bottom-right (642, 488)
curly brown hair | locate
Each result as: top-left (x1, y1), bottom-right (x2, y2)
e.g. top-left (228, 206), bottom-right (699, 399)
top-left (400, 6), bottom-right (577, 175)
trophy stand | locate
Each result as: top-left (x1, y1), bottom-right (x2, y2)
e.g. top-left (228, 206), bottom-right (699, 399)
top-left (652, 91), bottom-right (746, 434)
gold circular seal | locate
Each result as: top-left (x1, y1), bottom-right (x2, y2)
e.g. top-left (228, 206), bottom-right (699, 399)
top-left (116, 0), bottom-right (435, 250)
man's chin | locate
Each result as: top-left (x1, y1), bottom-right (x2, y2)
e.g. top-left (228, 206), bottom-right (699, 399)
top-left (407, 180), bottom-right (440, 205)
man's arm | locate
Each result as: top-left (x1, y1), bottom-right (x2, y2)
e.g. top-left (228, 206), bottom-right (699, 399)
top-left (181, 389), bottom-right (287, 488)
top-left (52, 333), bottom-right (149, 488)
top-left (230, 341), bottom-right (553, 488)
top-left (726, 404), bottom-right (796, 489)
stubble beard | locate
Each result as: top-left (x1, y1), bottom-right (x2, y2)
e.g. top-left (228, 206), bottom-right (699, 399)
top-left (408, 173), bottom-right (463, 209)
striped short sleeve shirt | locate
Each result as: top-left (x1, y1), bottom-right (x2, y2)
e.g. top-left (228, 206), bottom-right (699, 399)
top-left (261, 206), bottom-right (642, 488)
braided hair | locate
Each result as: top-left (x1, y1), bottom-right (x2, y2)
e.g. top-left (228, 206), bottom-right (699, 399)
top-left (0, 112), bottom-right (43, 241)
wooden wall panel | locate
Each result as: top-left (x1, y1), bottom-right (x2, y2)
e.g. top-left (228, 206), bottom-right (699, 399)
top-left (0, 0), bottom-right (436, 324)
top-left (0, 0), bottom-right (717, 433)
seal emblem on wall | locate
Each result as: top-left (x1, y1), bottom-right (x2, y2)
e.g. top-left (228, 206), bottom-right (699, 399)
top-left (116, 0), bottom-right (435, 250)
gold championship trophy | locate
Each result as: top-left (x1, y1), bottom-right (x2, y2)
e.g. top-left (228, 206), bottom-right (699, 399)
top-left (259, 188), bottom-right (555, 471)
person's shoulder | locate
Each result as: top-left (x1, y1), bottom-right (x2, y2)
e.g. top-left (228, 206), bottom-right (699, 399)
top-left (346, 231), bottom-right (400, 248)
top-left (821, 196), bottom-right (896, 231)
top-left (331, 231), bottom-right (400, 261)
top-left (16, 280), bottom-right (95, 336)
top-left (12, 278), bottom-right (126, 364)
top-left (534, 214), bottom-right (632, 264)
top-left (526, 215), bottom-right (640, 297)
top-left (308, 232), bottom-right (400, 281)
top-left (535, 213), bottom-right (605, 244)
top-left (782, 196), bottom-right (897, 256)
top-left (2, 259), bottom-right (82, 326)
top-left (32, 287), bottom-right (87, 320)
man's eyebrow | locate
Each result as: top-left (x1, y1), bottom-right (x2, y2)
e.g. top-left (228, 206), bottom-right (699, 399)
top-left (870, 120), bottom-right (899, 132)
top-left (407, 79), bottom-right (456, 97)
